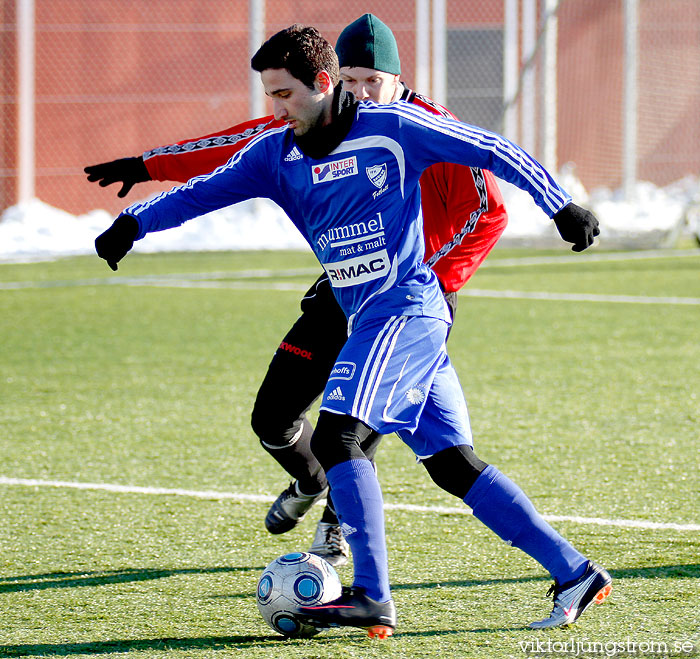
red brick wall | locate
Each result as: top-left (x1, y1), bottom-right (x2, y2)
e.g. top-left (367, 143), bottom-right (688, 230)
top-left (1, 0), bottom-right (698, 215)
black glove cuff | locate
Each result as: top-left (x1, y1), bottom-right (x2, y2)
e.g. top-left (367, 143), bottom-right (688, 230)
top-left (131, 156), bottom-right (151, 183)
top-left (112, 214), bottom-right (140, 241)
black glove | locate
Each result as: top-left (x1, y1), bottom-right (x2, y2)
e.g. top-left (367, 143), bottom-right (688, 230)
top-left (84, 156), bottom-right (151, 198)
top-left (95, 215), bottom-right (139, 271)
top-left (552, 203), bottom-right (600, 252)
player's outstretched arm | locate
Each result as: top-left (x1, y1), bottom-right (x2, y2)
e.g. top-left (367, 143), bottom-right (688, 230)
top-left (552, 203), bottom-right (600, 252)
top-left (94, 132), bottom-right (271, 270)
top-left (94, 214), bottom-right (139, 270)
top-left (389, 105), bottom-right (601, 248)
top-left (86, 116), bottom-right (280, 197)
top-left (84, 157), bottom-right (152, 198)
top-left (142, 117), bottom-right (279, 183)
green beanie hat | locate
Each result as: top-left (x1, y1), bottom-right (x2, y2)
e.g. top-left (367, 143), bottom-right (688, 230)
top-left (335, 14), bottom-right (401, 75)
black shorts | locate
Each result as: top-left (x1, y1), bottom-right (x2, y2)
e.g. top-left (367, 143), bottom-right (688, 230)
top-left (251, 275), bottom-right (348, 437)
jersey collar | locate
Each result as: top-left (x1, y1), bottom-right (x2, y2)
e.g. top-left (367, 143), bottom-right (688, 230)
top-left (295, 84), bottom-right (359, 160)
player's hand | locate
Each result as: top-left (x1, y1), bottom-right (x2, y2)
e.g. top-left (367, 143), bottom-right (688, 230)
top-left (95, 215), bottom-right (139, 271)
top-left (84, 156), bottom-right (151, 198)
top-left (552, 203), bottom-right (600, 252)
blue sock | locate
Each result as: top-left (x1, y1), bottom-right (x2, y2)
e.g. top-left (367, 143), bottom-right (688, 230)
top-left (464, 465), bottom-right (588, 583)
top-left (326, 458), bottom-right (390, 602)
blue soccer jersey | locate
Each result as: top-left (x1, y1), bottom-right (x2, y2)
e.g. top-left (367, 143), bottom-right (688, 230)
top-left (124, 100), bottom-right (570, 332)
top-left (116, 97), bottom-right (598, 609)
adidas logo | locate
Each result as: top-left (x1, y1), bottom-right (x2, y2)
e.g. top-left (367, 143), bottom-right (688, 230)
top-left (284, 147), bottom-right (303, 162)
top-left (327, 386), bottom-right (345, 401)
top-left (340, 522), bottom-right (357, 537)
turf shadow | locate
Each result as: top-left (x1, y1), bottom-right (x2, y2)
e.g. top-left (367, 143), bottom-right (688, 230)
top-left (0, 566), bottom-right (263, 594)
top-left (608, 563), bottom-right (700, 579)
top-left (0, 635), bottom-right (283, 657)
top-left (0, 629), bottom-right (491, 657)
top-left (392, 562), bottom-right (700, 592)
top-left (392, 574), bottom-right (549, 591)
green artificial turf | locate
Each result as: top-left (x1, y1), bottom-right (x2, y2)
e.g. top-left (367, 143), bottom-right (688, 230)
top-left (1, 248), bottom-right (698, 658)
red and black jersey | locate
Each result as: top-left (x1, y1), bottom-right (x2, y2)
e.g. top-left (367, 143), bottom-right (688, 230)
top-left (401, 88), bottom-right (507, 291)
top-left (142, 88), bottom-right (507, 293)
top-left (143, 115), bottom-right (285, 183)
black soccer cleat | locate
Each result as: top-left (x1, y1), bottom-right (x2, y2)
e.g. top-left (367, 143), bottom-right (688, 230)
top-left (264, 481), bottom-right (328, 535)
top-left (298, 586), bottom-right (397, 639)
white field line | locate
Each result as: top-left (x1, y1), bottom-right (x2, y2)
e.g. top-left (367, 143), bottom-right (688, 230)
top-left (125, 279), bottom-right (311, 292)
top-left (2, 248), bottom-right (699, 290)
top-left (122, 281), bottom-right (700, 305)
top-left (478, 248), bottom-right (700, 267)
top-left (3, 275), bottom-right (699, 305)
top-left (1, 476), bottom-right (698, 532)
top-left (0, 268), bottom-right (320, 291)
top-left (3, 251), bottom-right (699, 303)
top-left (458, 289), bottom-right (700, 305)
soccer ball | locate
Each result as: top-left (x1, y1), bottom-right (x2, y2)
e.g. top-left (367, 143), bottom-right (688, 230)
top-left (256, 552), bottom-right (342, 638)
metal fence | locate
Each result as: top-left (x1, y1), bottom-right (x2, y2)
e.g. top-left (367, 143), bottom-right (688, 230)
top-left (1, 0), bottom-right (699, 216)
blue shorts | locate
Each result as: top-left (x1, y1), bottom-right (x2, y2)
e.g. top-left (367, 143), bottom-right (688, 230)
top-left (320, 315), bottom-right (473, 459)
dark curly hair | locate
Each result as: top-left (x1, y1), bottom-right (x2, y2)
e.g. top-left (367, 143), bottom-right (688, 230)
top-left (251, 24), bottom-right (339, 90)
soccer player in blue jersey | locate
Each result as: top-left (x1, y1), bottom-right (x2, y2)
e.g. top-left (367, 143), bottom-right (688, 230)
top-left (95, 25), bottom-right (610, 637)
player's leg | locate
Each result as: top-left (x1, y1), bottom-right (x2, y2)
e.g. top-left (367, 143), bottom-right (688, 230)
top-left (408, 359), bottom-right (611, 627)
top-left (420, 443), bottom-right (590, 586)
top-left (301, 410), bottom-right (396, 636)
top-left (251, 275), bottom-right (348, 533)
top-left (422, 444), bottom-right (611, 628)
top-left (310, 430), bottom-right (381, 566)
top-left (299, 315), bottom-right (452, 636)
top-left (320, 429), bottom-right (382, 523)
top-left (250, 316), bottom-right (332, 495)
top-left (310, 412), bottom-right (389, 599)
top-left (461, 459), bottom-right (611, 628)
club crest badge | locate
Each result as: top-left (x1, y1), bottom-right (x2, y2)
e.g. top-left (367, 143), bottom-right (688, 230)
top-left (366, 164), bottom-right (387, 189)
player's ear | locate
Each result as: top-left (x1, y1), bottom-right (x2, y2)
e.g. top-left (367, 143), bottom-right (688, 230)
top-left (315, 71), bottom-right (333, 93)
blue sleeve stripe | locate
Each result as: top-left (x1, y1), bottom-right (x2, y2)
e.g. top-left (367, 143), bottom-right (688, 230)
top-left (359, 104), bottom-right (570, 215)
top-left (394, 104), bottom-right (570, 212)
top-left (384, 103), bottom-right (570, 213)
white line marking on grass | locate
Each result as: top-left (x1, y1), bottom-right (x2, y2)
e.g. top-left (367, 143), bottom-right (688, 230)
top-left (0, 476), bottom-right (273, 503)
top-left (0, 268), bottom-right (320, 291)
top-left (458, 289), bottom-right (700, 305)
top-left (2, 476), bottom-right (698, 532)
top-left (480, 248), bottom-right (700, 268)
top-left (123, 279), bottom-right (310, 291)
top-left (128, 281), bottom-right (700, 304)
top-left (2, 249), bottom-right (698, 291)
top-left (3, 275), bottom-right (698, 304)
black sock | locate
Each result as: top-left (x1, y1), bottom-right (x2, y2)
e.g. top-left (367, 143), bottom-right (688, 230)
top-left (260, 417), bottom-right (327, 494)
